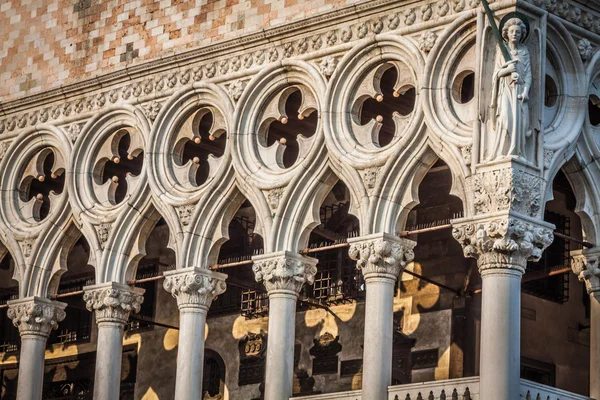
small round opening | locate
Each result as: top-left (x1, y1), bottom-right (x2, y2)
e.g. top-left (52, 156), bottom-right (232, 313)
top-left (451, 71), bottom-right (475, 104)
top-left (545, 75), bottom-right (558, 108)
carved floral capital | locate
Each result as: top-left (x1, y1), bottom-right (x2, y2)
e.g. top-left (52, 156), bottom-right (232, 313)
top-left (83, 282), bottom-right (144, 325)
top-left (452, 214), bottom-right (554, 274)
top-left (571, 249), bottom-right (600, 294)
top-left (348, 233), bottom-right (416, 279)
top-left (252, 251), bottom-right (318, 294)
top-left (163, 267), bottom-right (227, 310)
top-left (7, 297), bottom-right (66, 338)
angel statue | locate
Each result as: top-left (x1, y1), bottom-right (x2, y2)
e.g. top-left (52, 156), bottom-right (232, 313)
top-left (488, 17), bottom-right (532, 161)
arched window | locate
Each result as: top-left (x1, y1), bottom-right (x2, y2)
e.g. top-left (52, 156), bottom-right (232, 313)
top-left (203, 350), bottom-right (225, 399)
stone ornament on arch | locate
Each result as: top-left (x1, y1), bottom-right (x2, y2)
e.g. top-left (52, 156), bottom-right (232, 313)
top-left (163, 267), bottom-right (227, 310)
top-left (147, 84), bottom-right (234, 203)
top-left (83, 282), bottom-right (144, 324)
top-left (348, 233), bottom-right (416, 279)
top-left (252, 251), bottom-right (318, 294)
top-left (7, 296), bottom-right (66, 338)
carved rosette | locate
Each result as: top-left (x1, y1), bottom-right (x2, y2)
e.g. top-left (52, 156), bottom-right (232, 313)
top-left (7, 297), bottom-right (66, 338)
top-left (571, 249), bottom-right (600, 294)
top-left (83, 282), bottom-right (144, 325)
top-left (163, 267), bottom-right (227, 310)
top-left (347, 233), bottom-right (416, 279)
top-left (452, 215), bottom-right (554, 274)
top-left (252, 251), bottom-right (318, 294)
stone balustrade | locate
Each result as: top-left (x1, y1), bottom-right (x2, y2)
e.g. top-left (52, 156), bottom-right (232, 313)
top-left (292, 377), bottom-right (592, 400)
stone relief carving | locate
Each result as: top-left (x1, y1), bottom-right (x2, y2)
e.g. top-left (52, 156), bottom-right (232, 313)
top-left (543, 149), bottom-right (554, 170)
top-left (470, 168), bottom-right (541, 217)
top-left (19, 237), bottom-right (36, 259)
top-left (418, 31), bottom-right (437, 53)
top-left (461, 144), bottom-right (472, 166)
top-left (265, 187), bottom-right (285, 212)
top-left (571, 250), bottom-right (600, 294)
top-left (0, 141), bottom-right (11, 161)
top-left (348, 235), bottom-right (416, 278)
top-left (452, 216), bottom-right (553, 273)
top-left (228, 80), bottom-right (245, 101)
top-left (83, 283), bottom-right (144, 324)
top-left (175, 204), bottom-right (196, 226)
top-left (94, 223), bottom-right (113, 248)
top-left (141, 101), bottom-right (163, 122)
top-left (487, 18), bottom-right (532, 161)
top-left (358, 166), bottom-right (382, 192)
top-left (66, 123), bottom-right (83, 142)
top-left (578, 38), bottom-right (593, 62)
top-left (7, 298), bottom-right (66, 337)
top-left (252, 252), bottom-right (317, 293)
top-left (319, 56), bottom-right (338, 77)
top-left (163, 268), bottom-right (227, 309)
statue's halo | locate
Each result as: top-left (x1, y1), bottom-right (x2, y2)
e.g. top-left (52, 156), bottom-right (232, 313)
top-left (499, 12), bottom-right (530, 43)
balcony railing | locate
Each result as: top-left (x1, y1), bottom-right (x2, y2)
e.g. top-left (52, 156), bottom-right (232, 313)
top-left (292, 377), bottom-right (591, 400)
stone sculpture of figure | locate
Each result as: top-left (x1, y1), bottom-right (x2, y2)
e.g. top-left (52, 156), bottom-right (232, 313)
top-left (489, 17), bottom-right (532, 160)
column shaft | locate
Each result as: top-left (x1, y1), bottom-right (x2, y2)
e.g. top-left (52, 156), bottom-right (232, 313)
top-left (361, 276), bottom-right (395, 400)
top-left (479, 269), bottom-right (521, 400)
top-left (591, 294), bottom-right (600, 399)
top-left (265, 291), bottom-right (297, 400)
top-left (93, 322), bottom-right (125, 400)
top-left (174, 308), bottom-right (208, 400)
top-left (16, 335), bottom-right (47, 400)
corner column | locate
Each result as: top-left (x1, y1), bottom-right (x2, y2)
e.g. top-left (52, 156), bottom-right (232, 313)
top-left (83, 282), bottom-right (144, 400)
top-left (163, 267), bottom-right (227, 400)
top-left (571, 249), bottom-right (600, 399)
top-left (453, 215), bottom-right (553, 400)
top-left (348, 233), bottom-right (415, 400)
top-left (252, 251), bottom-right (317, 400)
top-left (7, 297), bottom-right (66, 400)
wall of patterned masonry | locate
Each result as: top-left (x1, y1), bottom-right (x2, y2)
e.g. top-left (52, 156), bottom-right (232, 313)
top-left (0, 0), bottom-right (363, 101)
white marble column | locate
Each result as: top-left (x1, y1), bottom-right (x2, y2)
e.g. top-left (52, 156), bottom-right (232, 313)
top-left (252, 251), bottom-right (317, 400)
top-left (163, 267), bottom-right (227, 400)
top-left (348, 233), bottom-right (416, 400)
top-left (7, 296), bottom-right (66, 400)
top-left (453, 216), bottom-right (553, 400)
top-left (571, 249), bottom-right (600, 399)
top-left (83, 282), bottom-right (144, 400)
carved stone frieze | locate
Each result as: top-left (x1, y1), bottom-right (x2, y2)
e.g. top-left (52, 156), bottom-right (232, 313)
top-left (571, 249), bottom-right (600, 294)
top-left (348, 233), bottom-right (416, 279)
top-left (251, 251), bottom-right (318, 294)
top-left (7, 297), bottom-right (66, 338)
top-left (470, 167), bottom-right (542, 218)
top-left (452, 215), bottom-right (554, 273)
top-left (83, 282), bottom-right (144, 324)
top-left (163, 267), bottom-right (227, 310)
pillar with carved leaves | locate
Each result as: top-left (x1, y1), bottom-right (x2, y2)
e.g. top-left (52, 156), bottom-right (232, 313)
top-left (83, 282), bottom-right (144, 400)
top-left (571, 249), bottom-right (600, 399)
top-left (7, 297), bottom-right (66, 400)
top-left (251, 251), bottom-right (318, 400)
top-left (163, 267), bottom-right (227, 400)
top-left (348, 233), bottom-right (416, 400)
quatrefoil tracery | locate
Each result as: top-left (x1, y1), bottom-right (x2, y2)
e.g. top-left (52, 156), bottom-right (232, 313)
top-left (93, 128), bottom-right (144, 206)
top-left (18, 148), bottom-right (65, 222)
top-left (353, 62), bottom-right (416, 148)
top-left (173, 107), bottom-right (227, 187)
top-left (258, 86), bottom-right (318, 169)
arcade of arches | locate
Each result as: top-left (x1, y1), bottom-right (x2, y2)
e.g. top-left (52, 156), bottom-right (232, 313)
top-left (4, 1), bottom-right (600, 400)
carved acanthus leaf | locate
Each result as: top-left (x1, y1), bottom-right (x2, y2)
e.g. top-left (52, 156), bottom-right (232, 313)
top-left (83, 282), bottom-right (144, 324)
top-left (348, 233), bottom-right (416, 278)
top-left (7, 297), bottom-right (66, 337)
top-left (252, 251), bottom-right (317, 293)
top-left (571, 250), bottom-right (600, 294)
top-left (163, 267), bottom-right (227, 310)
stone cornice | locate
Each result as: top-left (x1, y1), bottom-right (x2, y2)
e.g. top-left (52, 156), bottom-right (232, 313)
top-left (83, 282), bottom-right (144, 325)
top-left (348, 233), bottom-right (416, 279)
top-left (571, 248), bottom-right (600, 294)
top-left (163, 267), bottom-right (227, 311)
top-left (7, 297), bottom-right (66, 338)
top-left (252, 251), bottom-right (318, 294)
top-left (452, 213), bottom-right (554, 274)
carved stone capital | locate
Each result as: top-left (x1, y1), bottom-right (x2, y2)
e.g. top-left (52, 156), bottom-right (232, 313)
top-left (7, 297), bottom-right (66, 338)
top-left (163, 267), bottom-right (227, 311)
top-left (452, 214), bottom-right (554, 275)
top-left (571, 249), bottom-right (600, 295)
top-left (252, 251), bottom-right (318, 294)
top-left (347, 233), bottom-right (416, 279)
top-left (83, 282), bottom-right (144, 325)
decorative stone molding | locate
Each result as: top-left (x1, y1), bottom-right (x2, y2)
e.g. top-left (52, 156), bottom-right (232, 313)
top-left (348, 233), bottom-right (416, 279)
top-left (418, 31), bottom-right (438, 53)
top-left (571, 249), bottom-right (600, 294)
top-left (452, 215), bottom-right (554, 274)
top-left (252, 251), bottom-right (318, 294)
top-left (470, 167), bottom-right (542, 218)
top-left (228, 80), bottom-right (245, 101)
top-left (319, 56), bottom-right (338, 77)
top-left (83, 282), bottom-right (144, 325)
top-left (163, 267), bottom-right (227, 310)
top-left (578, 38), bottom-right (594, 61)
top-left (7, 297), bottom-right (66, 338)
top-left (141, 101), bottom-right (163, 122)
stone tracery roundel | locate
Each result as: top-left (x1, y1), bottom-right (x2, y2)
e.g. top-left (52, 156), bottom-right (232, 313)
top-left (233, 60), bottom-right (326, 186)
top-left (325, 36), bottom-right (423, 165)
top-left (148, 85), bottom-right (234, 202)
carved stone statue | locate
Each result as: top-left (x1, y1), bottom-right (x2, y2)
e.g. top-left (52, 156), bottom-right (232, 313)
top-left (488, 17), bottom-right (532, 161)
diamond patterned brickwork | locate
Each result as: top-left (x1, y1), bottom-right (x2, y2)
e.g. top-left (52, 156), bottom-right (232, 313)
top-left (0, 0), bottom-right (363, 102)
